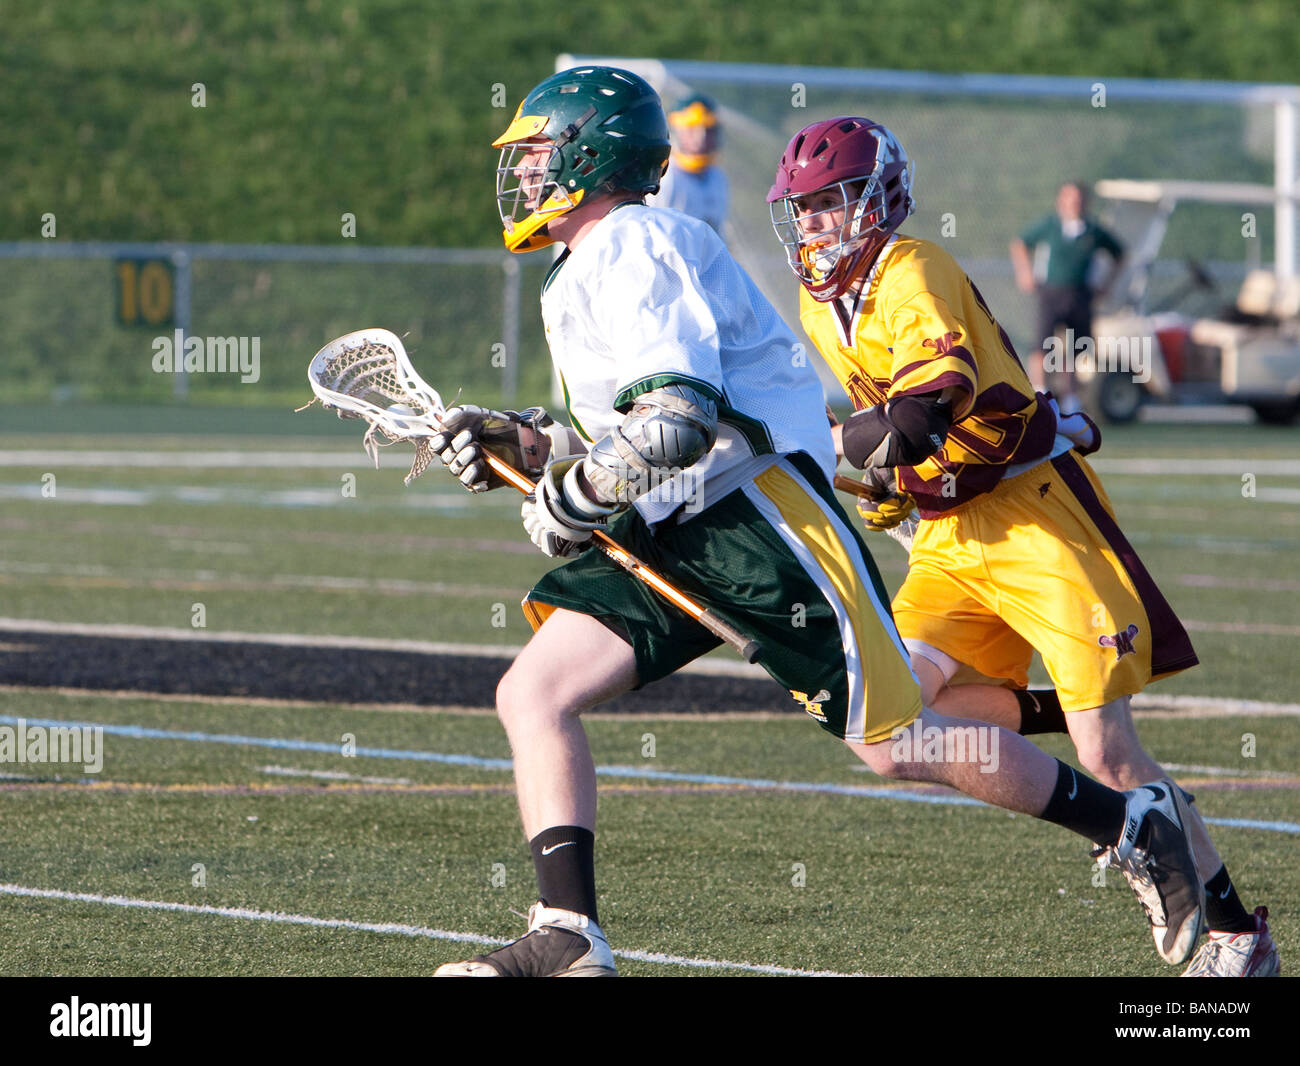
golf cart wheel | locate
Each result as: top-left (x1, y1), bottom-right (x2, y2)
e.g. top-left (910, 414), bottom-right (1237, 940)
top-left (1087, 374), bottom-right (1145, 424)
top-left (1250, 400), bottom-right (1300, 426)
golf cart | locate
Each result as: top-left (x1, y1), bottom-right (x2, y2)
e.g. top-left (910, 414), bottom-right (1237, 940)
top-left (1081, 179), bottom-right (1300, 424)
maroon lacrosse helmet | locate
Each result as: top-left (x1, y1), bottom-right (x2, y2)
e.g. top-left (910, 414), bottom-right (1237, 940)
top-left (767, 117), bottom-right (915, 301)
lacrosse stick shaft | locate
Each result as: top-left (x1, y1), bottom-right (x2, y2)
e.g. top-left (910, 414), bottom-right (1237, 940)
top-left (833, 474), bottom-right (878, 499)
top-left (481, 453), bottom-right (761, 663)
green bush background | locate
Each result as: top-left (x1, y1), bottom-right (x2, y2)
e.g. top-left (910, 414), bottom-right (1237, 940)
top-left (6, 0), bottom-right (1296, 247)
top-left (2, 0), bottom-right (1296, 406)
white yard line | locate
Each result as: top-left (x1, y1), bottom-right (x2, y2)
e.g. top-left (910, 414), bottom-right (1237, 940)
top-left (0, 883), bottom-right (867, 977)
top-left (0, 483), bottom-right (486, 511)
top-left (1158, 762), bottom-right (1296, 780)
top-left (0, 450), bottom-right (407, 469)
top-left (1177, 574), bottom-right (1300, 592)
top-left (0, 561), bottom-right (522, 600)
top-left (0, 685), bottom-right (783, 720)
top-left (0, 618), bottom-right (762, 678)
top-left (4, 714), bottom-right (1298, 835)
top-left (4, 450), bottom-right (1298, 476)
top-left (6, 618), bottom-right (1300, 687)
top-left (8, 683), bottom-right (1297, 721)
top-left (1129, 694), bottom-right (1300, 718)
top-left (258, 765), bottom-right (414, 785)
top-left (1183, 619), bottom-right (1300, 637)
top-left (1088, 458), bottom-right (1300, 476)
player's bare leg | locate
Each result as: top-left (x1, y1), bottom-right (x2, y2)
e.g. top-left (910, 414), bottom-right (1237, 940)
top-left (495, 609), bottom-right (638, 837)
top-left (1066, 695), bottom-right (1276, 973)
top-left (1068, 696), bottom-right (1220, 879)
top-left (846, 707), bottom-right (1054, 810)
top-left (911, 650), bottom-right (1068, 736)
top-left (847, 706), bottom-right (1204, 963)
top-left (911, 653), bottom-right (1020, 731)
top-left (435, 608), bottom-right (637, 977)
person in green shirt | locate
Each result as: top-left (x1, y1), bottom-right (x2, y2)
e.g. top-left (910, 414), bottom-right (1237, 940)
top-left (1011, 182), bottom-right (1125, 414)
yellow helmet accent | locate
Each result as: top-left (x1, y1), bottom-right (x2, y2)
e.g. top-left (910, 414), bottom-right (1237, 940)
top-left (668, 100), bottom-right (717, 129)
top-left (493, 111), bottom-right (550, 148)
top-left (671, 150), bottom-right (715, 174)
top-left (501, 187), bottom-right (585, 253)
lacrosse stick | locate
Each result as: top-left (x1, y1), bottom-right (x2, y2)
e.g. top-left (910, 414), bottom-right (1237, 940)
top-left (304, 328), bottom-right (762, 663)
top-left (833, 474), bottom-right (919, 554)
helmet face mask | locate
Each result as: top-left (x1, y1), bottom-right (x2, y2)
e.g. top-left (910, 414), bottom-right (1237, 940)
top-left (771, 178), bottom-right (889, 296)
top-left (495, 140), bottom-right (581, 251)
top-left (767, 118), bottom-right (915, 300)
top-left (668, 95), bottom-right (721, 173)
top-left (492, 67), bottom-right (671, 253)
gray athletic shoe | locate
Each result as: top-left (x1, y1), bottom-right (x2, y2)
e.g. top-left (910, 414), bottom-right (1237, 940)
top-left (1095, 779), bottom-right (1204, 965)
top-left (1182, 907), bottom-right (1281, 977)
top-left (434, 903), bottom-right (617, 977)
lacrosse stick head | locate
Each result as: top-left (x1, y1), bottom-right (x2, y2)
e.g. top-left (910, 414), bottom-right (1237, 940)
top-left (307, 329), bottom-right (447, 482)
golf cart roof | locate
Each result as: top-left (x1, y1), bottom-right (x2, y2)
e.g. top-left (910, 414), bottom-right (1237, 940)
top-left (1094, 179), bottom-right (1281, 206)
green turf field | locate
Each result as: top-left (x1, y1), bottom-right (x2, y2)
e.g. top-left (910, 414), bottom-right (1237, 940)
top-left (0, 690), bottom-right (1295, 977)
top-left (0, 407), bottom-right (1296, 976)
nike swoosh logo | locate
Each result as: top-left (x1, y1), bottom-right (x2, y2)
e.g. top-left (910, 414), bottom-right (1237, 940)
top-left (541, 841), bottom-right (576, 856)
top-left (1219, 887), bottom-right (1232, 900)
top-left (1067, 768), bottom-right (1078, 801)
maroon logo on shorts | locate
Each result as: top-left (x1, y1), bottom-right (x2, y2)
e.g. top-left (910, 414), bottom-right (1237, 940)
top-left (1098, 624), bottom-right (1140, 660)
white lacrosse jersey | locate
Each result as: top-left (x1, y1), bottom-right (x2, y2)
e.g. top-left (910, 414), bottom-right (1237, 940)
top-left (539, 203), bottom-right (835, 527)
top-left (646, 163), bottom-right (729, 234)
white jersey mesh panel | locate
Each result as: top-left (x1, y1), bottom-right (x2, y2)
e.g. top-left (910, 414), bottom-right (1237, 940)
top-left (540, 204), bottom-right (834, 525)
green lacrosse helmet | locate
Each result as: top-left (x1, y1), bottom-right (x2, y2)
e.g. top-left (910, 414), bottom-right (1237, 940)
top-left (493, 66), bottom-right (671, 252)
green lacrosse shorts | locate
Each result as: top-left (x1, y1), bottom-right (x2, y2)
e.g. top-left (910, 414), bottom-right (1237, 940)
top-left (522, 453), bottom-right (922, 743)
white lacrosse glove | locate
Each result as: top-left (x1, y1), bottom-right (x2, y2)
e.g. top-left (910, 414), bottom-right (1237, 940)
top-left (430, 405), bottom-right (574, 492)
top-left (522, 457), bottom-right (621, 558)
top-left (1048, 395), bottom-right (1102, 456)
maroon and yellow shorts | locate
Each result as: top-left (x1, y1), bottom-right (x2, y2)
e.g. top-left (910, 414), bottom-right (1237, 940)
top-left (892, 451), bottom-right (1198, 712)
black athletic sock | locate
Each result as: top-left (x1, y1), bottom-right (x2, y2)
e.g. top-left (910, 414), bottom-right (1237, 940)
top-left (530, 825), bottom-right (598, 925)
top-left (1015, 688), bottom-right (1068, 735)
top-left (1203, 865), bottom-right (1255, 933)
top-left (1038, 759), bottom-right (1127, 846)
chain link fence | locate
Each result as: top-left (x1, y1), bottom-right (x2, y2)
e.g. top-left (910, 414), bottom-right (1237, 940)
top-left (1, 242), bottom-right (554, 411)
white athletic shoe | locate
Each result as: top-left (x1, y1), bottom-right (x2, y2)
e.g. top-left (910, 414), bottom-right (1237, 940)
top-left (1095, 779), bottom-right (1204, 965)
top-left (1182, 907), bottom-right (1281, 977)
top-left (433, 903), bottom-right (617, 977)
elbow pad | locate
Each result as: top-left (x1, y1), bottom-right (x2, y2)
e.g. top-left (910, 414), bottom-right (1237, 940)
top-left (582, 384), bottom-right (719, 505)
top-left (841, 394), bottom-right (952, 469)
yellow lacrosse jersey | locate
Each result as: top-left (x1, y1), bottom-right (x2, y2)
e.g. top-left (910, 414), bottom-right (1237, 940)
top-left (800, 234), bottom-right (1057, 517)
